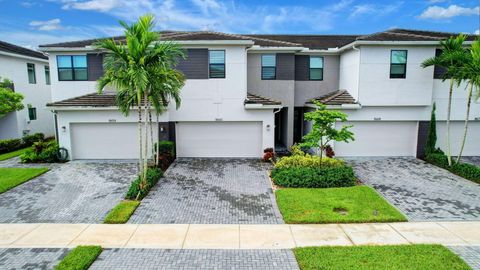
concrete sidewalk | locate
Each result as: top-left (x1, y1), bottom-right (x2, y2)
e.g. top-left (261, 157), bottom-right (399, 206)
top-left (1, 221), bottom-right (479, 249)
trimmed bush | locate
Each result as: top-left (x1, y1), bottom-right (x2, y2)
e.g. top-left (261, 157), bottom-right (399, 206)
top-left (425, 153), bottom-right (480, 184)
top-left (20, 140), bottom-right (59, 163)
top-left (22, 133), bottom-right (44, 146)
top-left (157, 140), bottom-right (175, 155)
top-left (275, 154), bottom-right (345, 169)
top-left (271, 166), bottom-right (356, 188)
top-left (125, 167), bottom-right (163, 200)
top-left (0, 139), bottom-right (22, 154)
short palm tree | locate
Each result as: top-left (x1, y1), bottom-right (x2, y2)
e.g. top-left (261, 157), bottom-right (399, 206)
top-left (456, 39), bottom-right (480, 163)
top-left (422, 34), bottom-right (467, 166)
top-left (96, 14), bottom-right (185, 187)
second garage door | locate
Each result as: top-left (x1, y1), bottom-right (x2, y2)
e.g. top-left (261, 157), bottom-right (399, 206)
top-left (334, 121), bottom-right (418, 157)
top-left (176, 122), bottom-right (263, 158)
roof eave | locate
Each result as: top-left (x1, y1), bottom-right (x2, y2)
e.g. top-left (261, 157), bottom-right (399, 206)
top-left (244, 104), bottom-right (282, 109)
top-left (305, 103), bottom-right (362, 110)
top-left (0, 50), bottom-right (48, 62)
top-left (337, 40), bottom-right (476, 52)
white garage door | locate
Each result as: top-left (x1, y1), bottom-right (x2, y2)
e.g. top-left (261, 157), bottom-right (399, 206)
top-left (334, 121), bottom-right (418, 157)
top-left (436, 121), bottom-right (480, 156)
top-left (71, 123), bottom-right (154, 159)
top-left (176, 122), bottom-right (263, 158)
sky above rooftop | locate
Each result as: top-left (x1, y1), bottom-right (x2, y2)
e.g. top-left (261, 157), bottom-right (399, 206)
top-left (0, 0), bottom-right (478, 49)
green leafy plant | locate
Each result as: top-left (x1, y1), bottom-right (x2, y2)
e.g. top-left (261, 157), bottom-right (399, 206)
top-left (54, 246), bottom-right (102, 270)
top-left (271, 166), bottom-right (356, 188)
top-left (22, 133), bottom-right (44, 146)
top-left (0, 77), bottom-right (24, 118)
top-left (300, 102), bottom-right (354, 163)
top-left (426, 153), bottom-right (480, 184)
top-left (125, 167), bottom-right (163, 200)
top-left (425, 103), bottom-right (437, 155)
top-left (0, 139), bottom-right (23, 154)
top-left (275, 154), bottom-right (345, 169)
top-left (20, 140), bottom-right (59, 163)
top-left (104, 200), bottom-right (140, 224)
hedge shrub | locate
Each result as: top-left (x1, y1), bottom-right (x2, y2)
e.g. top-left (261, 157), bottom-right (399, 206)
top-left (156, 140), bottom-right (175, 155)
top-left (22, 133), bottom-right (44, 146)
top-left (425, 153), bottom-right (480, 184)
top-left (271, 166), bottom-right (356, 188)
top-left (20, 140), bottom-right (59, 163)
top-left (275, 154), bottom-right (344, 169)
top-left (0, 133), bottom-right (45, 154)
top-left (125, 167), bottom-right (163, 200)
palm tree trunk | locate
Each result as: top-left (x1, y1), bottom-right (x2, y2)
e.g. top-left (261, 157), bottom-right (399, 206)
top-left (143, 92), bottom-right (149, 181)
top-left (446, 79), bottom-right (454, 166)
top-left (155, 113), bottom-right (159, 166)
top-left (137, 99), bottom-right (143, 176)
top-left (456, 82), bottom-right (473, 164)
top-left (148, 103), bottom-right (154, 165)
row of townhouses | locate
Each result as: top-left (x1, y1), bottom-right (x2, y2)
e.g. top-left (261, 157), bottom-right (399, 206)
top-left (1, 29), bottom-right (479, 159)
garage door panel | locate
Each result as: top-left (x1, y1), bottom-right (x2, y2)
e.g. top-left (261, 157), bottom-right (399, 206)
top-left (176, 122), bottom-right (262, 158)
top-left (334, 121), bottom-right (417, 157)
top-left (436, 122), bottom-right (480, 156)
top-left (71, 123), bottom-right (156, 159)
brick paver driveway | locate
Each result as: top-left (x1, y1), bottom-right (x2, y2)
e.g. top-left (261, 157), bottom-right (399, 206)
top-left (462, 156), bottom-right (480, 166)
top-left (129, 158), bottom-right (283, 224)
top-left (348, 157), bottom-right (480, 221)
top-left (0, 160), bottom-right (137, 223)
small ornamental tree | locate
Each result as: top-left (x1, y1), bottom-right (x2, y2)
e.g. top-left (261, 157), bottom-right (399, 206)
top-left (300, 101), bottom-right (354, 164)
top-left (425, 102), bottom-right (437, 155)
top-left (0, 77), bottom-right (24, 117)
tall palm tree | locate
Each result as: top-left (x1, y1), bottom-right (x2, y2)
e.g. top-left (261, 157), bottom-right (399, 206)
top-left (96, 14), bottom-right (185, 185)
top-left (422, 35), bottom-right (467, 166)
top-left (456, 39), bottom-right (480, 163)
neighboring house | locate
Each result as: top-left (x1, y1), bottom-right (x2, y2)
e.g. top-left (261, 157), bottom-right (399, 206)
top-left (0, 41), bottom-right (54, 140)
top-left (40, 29), bottom-right (480, 160)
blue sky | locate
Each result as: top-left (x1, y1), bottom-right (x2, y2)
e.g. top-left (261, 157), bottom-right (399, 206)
top-left (0, 0), bottom-right (478, 49)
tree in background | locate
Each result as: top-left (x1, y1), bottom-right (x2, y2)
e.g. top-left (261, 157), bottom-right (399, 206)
top-left (425, 102), bottom-right (437, 155)
top-left (97, 14), bottom-right (185, 197)
top-left (456, 39), bottom-right (480, 163)
top-left (300, 101), bottom-right (354, 164)
top-left (0, 77), bottom-right (24, 117)
top-left (421, 35), bottom-right (467, 166)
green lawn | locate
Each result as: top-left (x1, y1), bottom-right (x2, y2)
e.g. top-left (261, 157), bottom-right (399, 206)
top-left (0, 147), bottom-right (30, 161)
top-left (54, 246), bottom-right (102, 270)
top-left (294, 245), bottom-right (471, 270)
top-left (275, 186), bottom-right (407, 223)
top-left (104, 200), bottom-right (140, 224)
top-left (0, 167), bottom-right (49, 193)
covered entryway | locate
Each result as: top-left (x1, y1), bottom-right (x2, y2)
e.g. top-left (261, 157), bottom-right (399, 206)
top-left (334, 121), bottom-right (418, 156)
top-left (176, 122), bottom-right (263, 158)
top-left (70, 122), bottom-right (156, 159)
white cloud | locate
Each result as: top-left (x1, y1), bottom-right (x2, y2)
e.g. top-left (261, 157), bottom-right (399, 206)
top-left (61, 0), bottom-right (120, 12)
top-left (475, 29), bottom-right (480, 35)
top-left (29, 18), bottom-right (62, 31)
top-left (419, 5), bottom-right (480, 20)
top-left (349, 2), bottom-right (404, 20)
top-left (0, 30), bottom-right (94, 49)
top-left (427, 0), bottom-right (446, 3)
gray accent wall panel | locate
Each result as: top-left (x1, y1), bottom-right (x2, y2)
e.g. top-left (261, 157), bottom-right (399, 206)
top-left (276, 53), bottom-right (295, 80)
top-left (295, 55), bottom-right (309, 81)
top-left (87, 53), bottom-right (104, 81)
top-left (176, 49), bottom-right (208, 79)
top-left (416, 121), bottom-right (429, 158)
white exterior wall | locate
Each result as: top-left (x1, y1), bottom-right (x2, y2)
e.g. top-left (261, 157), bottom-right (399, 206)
top-left (339, 49), bottom-right (360, 101)
top-left (0, 53), bottom-right (54, 139)
top-left (433, 80), bottom-right (480, 121)
top-left (357, 46), bottom-right (434, 106)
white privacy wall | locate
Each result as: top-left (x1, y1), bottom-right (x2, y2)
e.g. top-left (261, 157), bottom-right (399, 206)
top-left (0, 54), bottom-right (54, 139)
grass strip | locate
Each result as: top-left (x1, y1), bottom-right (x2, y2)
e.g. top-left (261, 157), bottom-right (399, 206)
top-left (0, 167), bottom-right (49, 193)
top-left (54, 246), bottom-right (102, 270)
top-left (275, 186), bottom-right (407, 223)
top-left (294, 245), bottom-right (471, 270)
top-left (0, 147), bottom-right (31, 161)
top-left (103, 200), bottom-right (140, 224)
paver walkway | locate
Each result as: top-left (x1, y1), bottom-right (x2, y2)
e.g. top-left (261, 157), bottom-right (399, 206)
top-left (348, 157), bottom-right (480, 221)
top-left (449, 245), bottom-right (480, 270)
top-left (0, 160), bottom-right (137, 223)
top-left (1, 221), bottom-right (479, 249)
top-left (130, 159), bottom-right (283, 224)
top-left (462, 156), bottom-right (480, 167)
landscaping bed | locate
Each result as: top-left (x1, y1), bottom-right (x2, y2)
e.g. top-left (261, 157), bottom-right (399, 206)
top-left (0, 133), bottom-right (46, 161)
top-left (0, 147), bottom-right (30, 161)
top-left (294, 245), bottom-right (471, 270)
top-left (425, 152), bottom-right (480, 184)
top-left (276, 186), bottom-right (406, 223)
top-left (0, 167), bottom-right (49, 193)
top-left (54, 246), bottom-right (102, 270)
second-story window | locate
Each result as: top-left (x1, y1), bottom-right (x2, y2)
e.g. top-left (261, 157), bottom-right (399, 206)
top-left (45, 66), bottom-right (51, 85)
top-left (57, 55), bottom-right (88, 81)
top-left (309, 56), bottom-right (324, 80)
top-left (390, 50), bottom-right (407, 79)
top-left (209, 50), bottom-right (225, 78)
top-left (261, 54), bottom-right (276, 80)
top-left (27, 63), bottom-right (36, 84)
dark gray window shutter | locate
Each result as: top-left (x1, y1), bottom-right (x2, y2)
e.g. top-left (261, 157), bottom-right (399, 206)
top-left (87, 53), bottom-right (104, 81)
top-left (295, 55), bottom-right (309, 81)
top-left (176, 49), bottom-right (209, 79)
top-left (433, 49), bottom-right (447, 79)
top-left (276, 53), bottom-right (295, 80)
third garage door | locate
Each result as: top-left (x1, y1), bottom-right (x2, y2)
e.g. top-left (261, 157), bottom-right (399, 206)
top-left (176, 122), bottom-right (263, 158)
top-left (334, 121), bottom-right (418, 157)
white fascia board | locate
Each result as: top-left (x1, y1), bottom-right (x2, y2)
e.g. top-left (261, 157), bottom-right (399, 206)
top-left (47, 106), bottom-right (120, 111)
top-left (337, 40), bottom-right (476, 52)
top-left (247, 46), bottom-right (305, 53)
top-left (0, 51), bottom-right (49, 63)
top-left (176, 40), bottom-right (254, 45)
top-left (297, 48), bottom-right (341, 55)
top-left (39, 47), bottom-right (96, 52)
top-left (244, 104), bottom-right (283, 109)
top-left (304, 103), bottom-right (362, 110)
